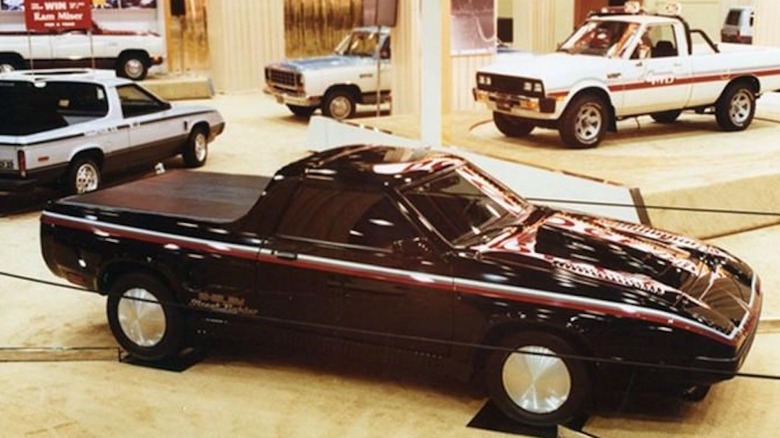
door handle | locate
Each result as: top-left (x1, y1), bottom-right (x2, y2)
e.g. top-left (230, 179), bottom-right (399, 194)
top-left (274, 251), bottom-right (297, 261)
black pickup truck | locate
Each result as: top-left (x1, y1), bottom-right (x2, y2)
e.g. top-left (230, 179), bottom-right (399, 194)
top-left (41, 145), bottom-right (761, 427)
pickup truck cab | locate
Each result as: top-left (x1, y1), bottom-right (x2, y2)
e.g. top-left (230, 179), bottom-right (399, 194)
top-left (0, 20), bottom-right (164, 80)
top-left (264, 27), bottom-right (391, 120)
top-left (0, 69), bottom-right (224, 194)
top-left (41, 144), bottom-right (761, 427)
top-left (473, 2), bottom-right (780, 148)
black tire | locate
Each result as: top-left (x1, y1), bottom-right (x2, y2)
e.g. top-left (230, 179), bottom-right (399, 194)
top-left (287, 104), bottom-right (317, 118)
top-left (650, 109), bottom-right (682, 124)
top-left (322, 89), bottom-right (357, 120)
top-left (116, 53), bottom-right (149, 81)
top-left (559, 94), bottom-right (608, 148)
top-left (485, 332), bottom-right (592, 427)
top-left (65, 157), bottom-right (101, 195)
top-left (715, 83), bottom-right (755, 131)
top-left (182, 127), bottom-right (208, 168)
top-left (107, 273), bottom-right (185, 362)
top-left (493, 112), bottom-right (535, 137)
top-left (0, 55), bottom-right (23, 73)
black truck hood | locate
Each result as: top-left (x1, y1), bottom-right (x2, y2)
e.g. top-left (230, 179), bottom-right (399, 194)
top-left (474, 210), bottom-right (757, 334)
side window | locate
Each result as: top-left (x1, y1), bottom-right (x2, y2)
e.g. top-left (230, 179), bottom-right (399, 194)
top-left (275, 185), bottom-right (417, 250)
top-left (50, 82), bottom-right (108, 118)
top-left (117, 84), bottom-right (168, 118)
top-left (647, 25), bottom-right (678, 58)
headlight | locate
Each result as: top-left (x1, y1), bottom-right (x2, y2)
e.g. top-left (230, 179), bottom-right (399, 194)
top-left (477, 74), bottom-right (491, 86)
top-left (298, 74), bottom-right (305, 86)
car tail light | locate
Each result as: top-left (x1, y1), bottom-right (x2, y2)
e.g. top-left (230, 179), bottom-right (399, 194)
top-left (17, 150), bottom-right (26, 178)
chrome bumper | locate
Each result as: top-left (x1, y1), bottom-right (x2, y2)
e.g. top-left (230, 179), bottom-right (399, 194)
top-left (264, 87), bottom-right (321, 108)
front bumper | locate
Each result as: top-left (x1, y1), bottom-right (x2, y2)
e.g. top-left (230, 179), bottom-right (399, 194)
top-left (473, 88), bottom-right (558, 119)
top-left (264, 86), bottom-right (321, 108)
top-left (690, 278), bottom-right (762, 384)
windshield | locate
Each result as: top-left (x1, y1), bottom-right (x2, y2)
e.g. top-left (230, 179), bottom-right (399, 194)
top-left (559, 20), bottom-right (640, 58)
top-left (334, 30), bottom-right (382, 57)
top-left (401, 164), bottom-right (533, 247)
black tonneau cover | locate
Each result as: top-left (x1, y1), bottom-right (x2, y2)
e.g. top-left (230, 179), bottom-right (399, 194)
top-left (62, 170), bottom-right (270, 222)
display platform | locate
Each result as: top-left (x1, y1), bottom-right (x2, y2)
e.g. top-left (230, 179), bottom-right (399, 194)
top-left (357, 95), bottom-right (780, 239)
top-left (141, 73), bottom-right (214, 100)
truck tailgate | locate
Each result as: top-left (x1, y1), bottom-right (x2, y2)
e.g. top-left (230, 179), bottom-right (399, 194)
top-left (59, 170), bottom-right (270, 222)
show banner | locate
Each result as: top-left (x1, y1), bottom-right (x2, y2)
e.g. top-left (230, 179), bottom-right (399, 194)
top-left (24, 0), bottom-right (91, 31)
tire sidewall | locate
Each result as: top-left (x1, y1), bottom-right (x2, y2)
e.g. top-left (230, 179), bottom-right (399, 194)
top-left (560, 95), bottom-right (607, 148)
top-left (183, 128), bottom-right (208, 167)
top-left (493, 112), bottom-right (535, 137)
top-left (323, 90), bottom-right (356, 120)
top-left (717, 84), bottom-right (755, 131)
top-left (66, 157), bottom-right (101, 195)
top-left (485, 331), bottom-right (592, 427)
top-left (107, 273), bottom-right (184, 361)
top-left (117, 54), bottom-right (148, 81)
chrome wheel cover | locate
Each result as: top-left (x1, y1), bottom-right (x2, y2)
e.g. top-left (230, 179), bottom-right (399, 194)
top-left (729, 90), bottom-right (752, 125)
top-left (328, 95), bottom-right (353, 120)
top-left (194, 132), bottom-right (208, 162)
top-left (573, 103), bottom-right (602, 144)
top-left (117, 288), bottom-right (166, 347)
top-left (74, 162), bottom-right (99, 194)
top-left (502, 345), bottom-right (571, 414)
top-left (123, 59), bottom-right (144, 79)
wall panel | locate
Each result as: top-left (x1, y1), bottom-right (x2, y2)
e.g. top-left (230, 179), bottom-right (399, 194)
top-left (208, 0), bottom-right (285, 93)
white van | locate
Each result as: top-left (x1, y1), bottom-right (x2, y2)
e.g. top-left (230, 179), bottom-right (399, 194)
top-left (721, 6), bottom-right (754, 44)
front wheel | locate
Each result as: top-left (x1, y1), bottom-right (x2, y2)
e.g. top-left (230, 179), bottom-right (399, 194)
top-left (107, 273), bottom-right (185, 362)
top-left (65, 157), bottom-right (101, 195)
top-left (559, 94), bottom-right (608, 148)
top-left (485, 332), bottom-right (592, 427)
top-left (287, 104), bottom-right (317, 118)
top-left (0, 56), bottom-right (23, 73)
top-left (182, 127), bottom-right (208, 168)
top-left (322, 89), bottom-right (357, 120)
top-left (493, 112), bottom-right (535, 138)
top-left (716, 83), bottom-right (755, 131)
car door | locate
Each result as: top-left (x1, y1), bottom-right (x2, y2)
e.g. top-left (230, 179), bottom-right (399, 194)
top-left (50, 29), bottom-right (91, 66)
top-left (619, 23), bottom-right (692, 116)
top-left (256, 182), bottom-right (454, 354)
top-left (114, 83), bottom-right (183, 170)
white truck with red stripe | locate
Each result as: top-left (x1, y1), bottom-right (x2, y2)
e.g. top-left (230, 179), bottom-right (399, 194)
top-left (473, 2), bottom-right (780, 148)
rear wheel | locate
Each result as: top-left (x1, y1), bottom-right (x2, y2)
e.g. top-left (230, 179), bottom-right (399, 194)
top-left (117, 53), bottom-right (149, 81)
top-left (716, 83), bottom-right (755, 131)
top-left (287, 104), bottom-right (316, 118)
top-left (182, 127), bottom-right (208, 168)
top-left (485, 332), bottom-right (592, 427)
top-left (107, 273), bottom-right (185, 362)
top-left (65, 157), bottom-right (101, 195)
top-left (493, 112), bottom-right (535, 137)
top-left (650, 109), bottom-right (682, 124)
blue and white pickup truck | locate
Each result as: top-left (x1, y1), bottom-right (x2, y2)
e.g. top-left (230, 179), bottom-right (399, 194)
top-left (0, 69), bottom-right (224, 194)
top-left (264, 27), bottom-right (391, 120)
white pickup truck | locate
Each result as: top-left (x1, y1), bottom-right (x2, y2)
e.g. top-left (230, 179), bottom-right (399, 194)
top-left (0, 21), bottom-right (164, 81)
top-left (0, 69), bottom-right (224, 194)
top-left (264, 27), bottom-right (391, 120)
top-left (473, 3), bottom-right (780, 148)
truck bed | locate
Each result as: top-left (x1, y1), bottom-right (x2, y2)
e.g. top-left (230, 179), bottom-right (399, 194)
top-left (61, 170), bottom-right (271, 222)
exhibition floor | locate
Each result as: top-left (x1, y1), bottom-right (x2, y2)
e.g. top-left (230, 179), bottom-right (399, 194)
top-left (2, 92), bottom-right (779, 437)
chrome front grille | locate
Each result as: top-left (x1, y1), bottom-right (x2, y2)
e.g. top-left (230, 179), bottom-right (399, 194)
top-left (266, 68), bottom-right (299, 90)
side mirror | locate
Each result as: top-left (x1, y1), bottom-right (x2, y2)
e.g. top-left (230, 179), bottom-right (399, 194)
top-left (392, 237), bottom-right (429, 256)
